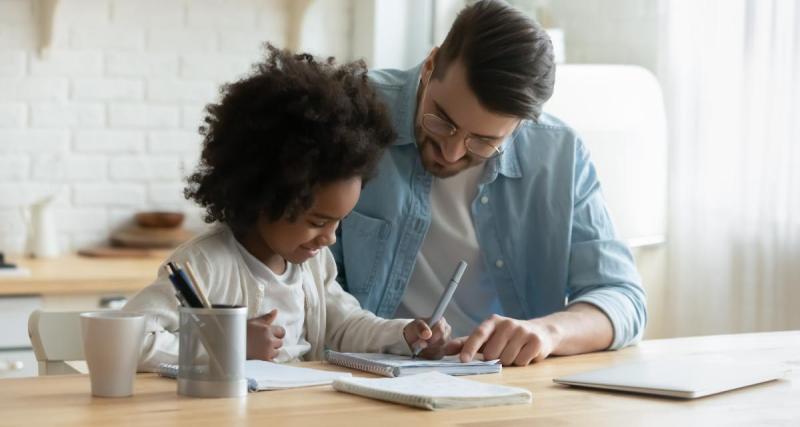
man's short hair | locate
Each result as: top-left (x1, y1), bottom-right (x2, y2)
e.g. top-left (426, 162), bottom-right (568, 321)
top-left (433, 0), bottom-right (555, 120)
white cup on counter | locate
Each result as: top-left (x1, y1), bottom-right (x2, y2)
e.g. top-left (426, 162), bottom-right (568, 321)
top-left (80, 311), bottom-right (145, 397)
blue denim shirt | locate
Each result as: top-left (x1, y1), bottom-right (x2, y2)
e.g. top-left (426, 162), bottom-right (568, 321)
top-left (331, 65), bottom-right (647, 349)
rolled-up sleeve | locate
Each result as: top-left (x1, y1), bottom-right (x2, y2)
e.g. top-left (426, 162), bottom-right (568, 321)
top-left (566, 140), bottom-right (648, 349)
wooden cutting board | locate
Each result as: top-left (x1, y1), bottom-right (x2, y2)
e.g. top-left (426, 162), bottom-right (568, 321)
top-left (110, 225), bottom-right (193, 249)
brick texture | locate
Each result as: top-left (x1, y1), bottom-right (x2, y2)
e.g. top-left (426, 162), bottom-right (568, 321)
top-left (0, 0), bottom-right (351, 251)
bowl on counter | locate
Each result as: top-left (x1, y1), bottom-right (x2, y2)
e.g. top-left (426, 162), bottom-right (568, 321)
top-left (134, 212), bottom-right (185, 228)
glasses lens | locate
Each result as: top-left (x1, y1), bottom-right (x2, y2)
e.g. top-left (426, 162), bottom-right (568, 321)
top-left (422, 114), bottom-right (455, 137)
top-left (466, 138), bottom-right (503, 159)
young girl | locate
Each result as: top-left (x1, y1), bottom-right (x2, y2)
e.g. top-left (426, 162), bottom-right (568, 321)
top-left (124, 46), bottom-right (452, 372)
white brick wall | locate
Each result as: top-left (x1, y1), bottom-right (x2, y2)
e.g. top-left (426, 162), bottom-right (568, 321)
top-left (0, 52), bottom-right (26, 77)
top-left (30, 103), bottom-right (106, 127)
top-left (145, 79), bottom-right (217, 102)
top-left (72, 79), bottom-right (144, 102)
top-left (0, 104), bottom-right (26, 128)
top-left (0, 0), bottom-right (352, 253)
top-left (30, 51), bottom-right (104, 77)
top-left (31, 154), bottom-right (108, 182)
top-left (74, 130), bottom-right (145, 153)
top-left (71, 27), bottom-right (146, 50)
top-left (0, 156), bottom-right (29, 180)
top-left (106, 52), bottom-right (179, 78)
top-left (0, 130), bottom-right (69, 152)
top-left (0, 78), bottom-right (69, 101)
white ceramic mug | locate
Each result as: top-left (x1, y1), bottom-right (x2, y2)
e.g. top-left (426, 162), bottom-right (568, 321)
top-left (80, 311), bottom-right (145, 397)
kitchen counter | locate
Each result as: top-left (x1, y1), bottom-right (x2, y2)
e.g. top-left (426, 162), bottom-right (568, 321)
top-left (0, 253), bottom-right (167, 296)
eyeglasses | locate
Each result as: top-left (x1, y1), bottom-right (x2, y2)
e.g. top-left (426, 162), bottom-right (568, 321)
top-left (420, 113), bottom-right (506, 159)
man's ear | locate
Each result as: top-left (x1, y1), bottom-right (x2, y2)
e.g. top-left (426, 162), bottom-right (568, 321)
top-left (422, 47), bottom-right (439, 80)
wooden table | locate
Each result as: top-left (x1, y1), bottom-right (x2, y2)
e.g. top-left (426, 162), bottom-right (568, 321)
top-left (0, 254), bottom-right (166, 296)
top-left (1, 331), bottom-right (798, 426)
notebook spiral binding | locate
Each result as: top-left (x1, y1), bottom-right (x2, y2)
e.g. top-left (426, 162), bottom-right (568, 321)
top-left (351, 385), bottom-right (430, 408)
top-left (324, 350), bottom-right (397, 377)
top-left (332, 380), bottom-right (433, 409)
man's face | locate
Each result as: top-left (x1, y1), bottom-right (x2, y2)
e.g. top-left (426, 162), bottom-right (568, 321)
top-left (415, 57), bottom-right (520, 178)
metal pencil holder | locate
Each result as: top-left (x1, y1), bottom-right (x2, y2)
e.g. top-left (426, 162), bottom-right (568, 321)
top-left (178, 305), bottom-right (247, 398)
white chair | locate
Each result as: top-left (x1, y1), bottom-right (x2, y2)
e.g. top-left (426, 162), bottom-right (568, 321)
top-left (545, 64), bottom-right (668, 248)
top-left (27, 310), bottom-right (86, 375)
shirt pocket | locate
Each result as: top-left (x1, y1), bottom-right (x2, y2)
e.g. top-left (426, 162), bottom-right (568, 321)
top-left (340, 210), bottom-right (392, 295)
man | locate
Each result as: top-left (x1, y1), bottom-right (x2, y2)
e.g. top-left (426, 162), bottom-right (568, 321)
top-left (331, 0), bottom-right (647, 366)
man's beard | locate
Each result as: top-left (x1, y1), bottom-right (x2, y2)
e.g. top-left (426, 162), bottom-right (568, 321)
top-left (416, 133), bottom-right (482, 179)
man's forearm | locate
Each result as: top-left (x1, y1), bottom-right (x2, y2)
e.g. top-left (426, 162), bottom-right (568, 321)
top-left (531, 302), bottom-right (614, 356)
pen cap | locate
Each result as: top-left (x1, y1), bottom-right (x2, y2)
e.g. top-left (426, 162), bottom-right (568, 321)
top-left (452, 260), bottom-right (468, 283)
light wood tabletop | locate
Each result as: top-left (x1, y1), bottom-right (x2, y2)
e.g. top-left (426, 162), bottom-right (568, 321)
top-left (1, 331), bottom-right (798, 426)
top-left (0, 254), bottom-right (166, 296)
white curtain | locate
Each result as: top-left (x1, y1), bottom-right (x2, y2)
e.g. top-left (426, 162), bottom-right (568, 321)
top-left (662, 0), bottom-right (800, 336)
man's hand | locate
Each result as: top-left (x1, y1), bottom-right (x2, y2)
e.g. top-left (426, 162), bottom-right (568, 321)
top-left (453, 304), bottom-right (614, 366)
top-left (402, 318), bottom-right (458, 359)
top-left (458, 314), bottom-right (561, 366)
top-left (246, 309), bottom-right (285, 361)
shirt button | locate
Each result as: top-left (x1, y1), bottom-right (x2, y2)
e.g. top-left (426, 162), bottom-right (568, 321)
top-left (495, 259), bottom-right (504, 268)
top-left (480, 196), bottom-right (489, 204)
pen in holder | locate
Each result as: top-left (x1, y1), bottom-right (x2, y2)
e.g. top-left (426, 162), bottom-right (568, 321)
top-left (178, 305), bottom-right (247, 398)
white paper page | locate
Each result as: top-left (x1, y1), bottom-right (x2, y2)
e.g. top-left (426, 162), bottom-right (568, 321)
top-left (245, 360), bottom-right (351, 386)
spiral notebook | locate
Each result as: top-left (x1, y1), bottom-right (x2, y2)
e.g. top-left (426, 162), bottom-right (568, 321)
top-left (332, 371), bottom-right (532, 410)
top-left (158, 360), bottom-right (351, 391)
top-left (324, 350), bottom-right (501, 377)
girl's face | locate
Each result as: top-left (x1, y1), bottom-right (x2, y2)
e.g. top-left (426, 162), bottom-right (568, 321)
top-left (247, 177), bottom-right (362, 271)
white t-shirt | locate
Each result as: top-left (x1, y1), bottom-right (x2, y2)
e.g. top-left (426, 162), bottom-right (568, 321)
top-left (396, 164), bottom-right (502, 337)
top-left (234, 239), bottom-right (311, 362)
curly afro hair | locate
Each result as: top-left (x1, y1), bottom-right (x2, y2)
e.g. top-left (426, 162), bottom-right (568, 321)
top-left (185, 44), bottom-right (396, 233)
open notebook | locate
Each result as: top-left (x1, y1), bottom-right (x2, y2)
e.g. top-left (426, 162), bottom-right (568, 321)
top-left (333, 371), bottom-right (532, 410)
top-left (159, 360), bottom-right (351, 391)
top-left (324, 350), bottom-right (501, 377)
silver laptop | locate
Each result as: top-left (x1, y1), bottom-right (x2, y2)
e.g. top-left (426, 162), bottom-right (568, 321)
top-left (553, 358), bottom-right (787, 399)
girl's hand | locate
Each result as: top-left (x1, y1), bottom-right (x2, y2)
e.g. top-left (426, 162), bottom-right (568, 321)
top-left (246, 309), bottom-right (285, 361)
top-left (403, 317), bottom-right (458, 359)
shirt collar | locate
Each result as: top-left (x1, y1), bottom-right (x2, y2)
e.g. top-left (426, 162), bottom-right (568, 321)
top-left (491, 123), bottom-right (524, 180)
top-left (393, 63), bottom-right (424, 147)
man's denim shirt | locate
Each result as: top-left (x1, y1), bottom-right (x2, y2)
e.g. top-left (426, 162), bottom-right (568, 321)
top-left (331, 64), bottom-right (647, 350)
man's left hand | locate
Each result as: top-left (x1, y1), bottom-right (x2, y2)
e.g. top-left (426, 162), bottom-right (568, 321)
top-left (455, 314), bottom-right (562, 366)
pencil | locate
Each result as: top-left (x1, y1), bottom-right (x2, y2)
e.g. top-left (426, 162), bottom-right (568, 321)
top-left (184, 261), bottom-right (212, 308)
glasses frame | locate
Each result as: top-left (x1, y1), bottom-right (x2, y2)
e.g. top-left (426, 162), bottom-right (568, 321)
top-left (418, 70), bottom-right (512, 160)
top-left (420, 113), bottom-right (505, 160)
